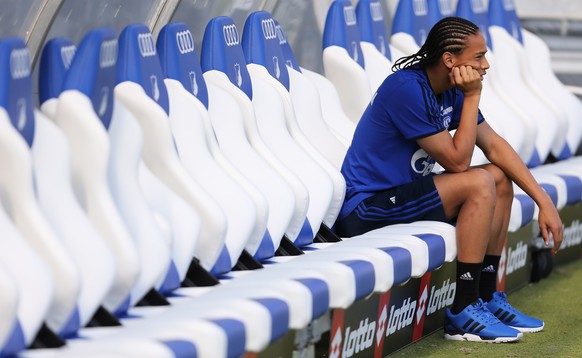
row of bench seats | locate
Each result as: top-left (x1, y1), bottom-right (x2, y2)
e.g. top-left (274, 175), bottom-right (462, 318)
top-left (0, 1), bottom-right (460, 357)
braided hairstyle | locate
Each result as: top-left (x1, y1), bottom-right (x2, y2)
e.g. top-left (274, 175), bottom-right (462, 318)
top-left (392, 17), bottom-right (480, 71)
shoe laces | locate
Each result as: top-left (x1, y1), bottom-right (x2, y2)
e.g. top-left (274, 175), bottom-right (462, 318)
top-left (472, 299), bottom-right (501, 325)
top-left (494, 292), bottom-right (518, 314)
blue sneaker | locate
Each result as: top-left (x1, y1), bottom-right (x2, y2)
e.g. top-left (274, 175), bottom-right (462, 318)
top-left (444, 299), bottom-right (523, 343)
top-left (486, 291), bottom-right (544, 333)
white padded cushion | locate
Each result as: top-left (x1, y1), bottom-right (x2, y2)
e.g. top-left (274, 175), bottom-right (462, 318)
top-left (108, 91), bottom-right (172, 304)
top-left (287, 67), bottom-right (348, 170)
top-left (322, 46), bottom-right (372, 122)
top-left (522, 29), bottom-right (582, 157)
top-left (0, 196), bottom-right (52, 345)
top-left (52, 90), bottom-right (139, 314)
top-left (0, 108), bottom-right (80, 334)
top-left (301, 68), bottom-right (356, 146)
top-left (360, 41), bottom-right (393, 93)
top-left (0, 263), bottom-right (17, 350)
top-left (488, 26), bottom-right (560, 163)
top-left (114, 81), bottom-right (228, 272)
top-left (204, 70), bottom-right (304, 244)
top-left (249, 65), bottom-right (333, 235)
top-left (165, 79), bottom-right (266, 260)
top-left (32, 109), bottom-right (115, 327)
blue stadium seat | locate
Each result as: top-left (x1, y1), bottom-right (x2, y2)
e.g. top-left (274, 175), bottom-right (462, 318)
top-left (241, 11), bottom-right (345, 234)
top-left (277, 21), bottom-right (356, 147)
top-left (38, 37), bottom-right (76, 118)
top-left (352, 0), bottom-right (395, 92)
top-left (483, 0), bottom-right (568, 165)
top-left (156, 22), bottom-right (272, 263)
top-left (488, 0), bottom-right (582, 161)
top-left (322, 0), bottom-right (372, 122)
top-left (42, 28), bottom-right (141, 316)
top-left (0, 37), bottom-right (82, 340)
top-left (391, 0), bottom-right (431, 53)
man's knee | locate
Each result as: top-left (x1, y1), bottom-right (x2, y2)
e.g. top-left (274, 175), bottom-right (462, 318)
top-left (467, 168), bottom-right (496, 202)
top-left (483, 164), bottom-right (513, 199)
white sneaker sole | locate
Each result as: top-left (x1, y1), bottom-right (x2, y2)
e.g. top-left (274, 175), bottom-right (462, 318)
top-left (511, 323), bottom-right (544, 333)
top-left (444, 332), bottom-right (523, 343)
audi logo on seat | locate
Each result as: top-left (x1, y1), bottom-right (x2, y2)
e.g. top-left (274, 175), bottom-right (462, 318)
top-left (344, 6), bottom-right (357, 26)
top-left (370, 2), bottom-right (383, 22)
top-left (60, 45), bottom-right (76, 69)
top-left (503, 0), bottom-right (515, 10)
top-left (138, 33), bottom-right (156, 57)
top-left (176, 30), bottom-right (195, 54)
top-left (413, 0), bottom-right (428, 16)
top-left (275, 24), bottom-right (287, 45)
top-left (10, 48), bottom-right (30, 79)
top-left (471, 0), bottom-right (486, 13)
top-left (261, 19), bottom-right (277, 40)
top-left (223, 24), bottom-right (239, 47)
top-left (100, 39), bottom-right (117, 68)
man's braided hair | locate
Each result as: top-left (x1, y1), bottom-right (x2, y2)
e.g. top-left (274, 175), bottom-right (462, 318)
top-left (392, 17), bottom-right (481, 71)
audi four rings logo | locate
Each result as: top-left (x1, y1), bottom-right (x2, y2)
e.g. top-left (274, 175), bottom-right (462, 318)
top-left (344, 6), bottom-right (357, 26)
top-left (275, 25), bottom-right (287, 45)
top-left (60, 45), bottom-right (76, 69)
top-left (223, 24), bottom-right (239, 47)
top-left (471, 0), bottom-right (486, 13)
top-left (261, 19), bottom-right (277, 40)
top-left (413, 0), bottom-right (428, 15)
top-left (503, 0), bottom-right (515, 10)
top-left (10, 48), bottom-right (30, 79)
top-left (439, 0), bottom-right (453, 14)
top-left (100, 39), bottom-right (117, 68)
top-left (370, 2), bottom-right (383, 22)
top-left (138, 33), bottom-right (156, 57)
top-left (176, 30), bottom-right (195, 54)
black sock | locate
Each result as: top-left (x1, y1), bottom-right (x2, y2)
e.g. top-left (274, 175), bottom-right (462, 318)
top-left (480, 255), bottom-right (501, 302)
top-left (451, 261), bottom-right (482, 314)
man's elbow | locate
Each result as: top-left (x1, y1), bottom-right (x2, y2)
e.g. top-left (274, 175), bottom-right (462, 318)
top-left (441, 160), bottom-right (471, 173)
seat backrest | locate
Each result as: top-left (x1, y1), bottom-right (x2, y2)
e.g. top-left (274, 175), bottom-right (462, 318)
top-left (35, 29), bottom-right (119, 331)
top-left (0, 260), bottom-right (18, 354)
top-left (273, 20), bottom-right (348, 170)
top-left (427, 0), bottom-right (455, 27)
top-left (322, 0), bottom-right (371, 122)
top-left (276, 22), bottom-right (356, 146)
top-left (0, 37), bottom-right (81, 337)
top-left (57, 28), bottom-right (140, 316)
top-left (157, 21), bottom-right (271, 269)
top-left (356, 0), bottom-right (392, 60)
top-left (354, 0), bottom-right (394, 92)
top-left (117, 24), bottom-right (228, 276)
top-left (38, 38), bottom-right (76, 118)
top-left (484, 0), bottom-right (567, 164)
top-left (488, 0), bottom-right (576, 161)
top-left (488, 0), bottom-right (523, 43)
top-left (242, 11), bottom-right (345, 233)
top-left (201, 16), bottom-right (311, 247)
top-left (0, 183), bottom-right (51, 353)
top-left (392, 0), bottom-right (431, 49)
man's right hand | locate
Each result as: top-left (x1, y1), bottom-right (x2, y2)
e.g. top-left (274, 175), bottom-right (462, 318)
top-left (449, 65), bottom-right (482, 97)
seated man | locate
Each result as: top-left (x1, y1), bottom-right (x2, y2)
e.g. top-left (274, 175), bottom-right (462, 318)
top-left (335, 16), bottom-right (563, 343)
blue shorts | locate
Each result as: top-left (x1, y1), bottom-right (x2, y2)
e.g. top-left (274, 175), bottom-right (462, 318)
top-left (335, 175), bottom-right (447, 238)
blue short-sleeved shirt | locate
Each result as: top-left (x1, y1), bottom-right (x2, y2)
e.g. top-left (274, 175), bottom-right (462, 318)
top-left (339, 66), bottom-right (485, 219)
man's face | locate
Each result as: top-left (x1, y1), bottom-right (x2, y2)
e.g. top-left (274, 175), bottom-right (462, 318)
top-left (451, 32), bottom-right (490, 79)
